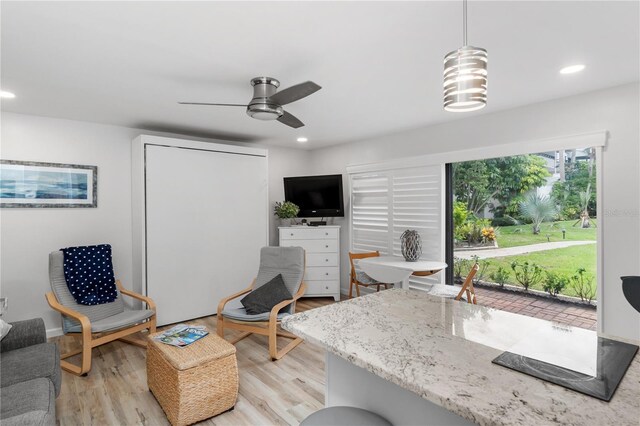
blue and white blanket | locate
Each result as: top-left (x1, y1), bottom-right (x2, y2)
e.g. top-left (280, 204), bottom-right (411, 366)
top-left (61, 244), bottom-right (118, 305)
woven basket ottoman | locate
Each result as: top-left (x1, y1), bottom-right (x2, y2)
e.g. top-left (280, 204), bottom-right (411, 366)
top-left (147, 331), bottom-right (239, 426)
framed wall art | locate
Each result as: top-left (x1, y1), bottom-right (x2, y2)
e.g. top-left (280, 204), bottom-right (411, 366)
top-left (0, 160), bottom-right (97, 208)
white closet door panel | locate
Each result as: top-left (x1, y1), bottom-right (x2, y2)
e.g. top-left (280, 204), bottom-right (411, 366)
top-left (145, 145), bottom-right (267, 326)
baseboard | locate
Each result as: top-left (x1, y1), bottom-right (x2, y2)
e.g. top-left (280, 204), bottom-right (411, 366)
top-left (46, 327), bottom-right (63, 339)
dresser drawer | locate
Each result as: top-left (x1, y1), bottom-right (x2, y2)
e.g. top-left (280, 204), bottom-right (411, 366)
top-left (305, 280), bottom-right (339, 295)
top-left (305, 267), bottom-right (339, 281)
top-left (306, 253), bottom-right (338, 267)
top-left (280, 227), bottom-right (339, 240)
top-left (281, 239), bottom-right (338, 253)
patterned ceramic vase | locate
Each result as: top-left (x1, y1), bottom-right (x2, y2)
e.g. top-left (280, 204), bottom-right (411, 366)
top-left (400, 230), bottom-right (422, 262)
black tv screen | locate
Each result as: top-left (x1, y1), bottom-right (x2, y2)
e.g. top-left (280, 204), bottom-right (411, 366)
top-left (284, 174), bottom-right (344, 218)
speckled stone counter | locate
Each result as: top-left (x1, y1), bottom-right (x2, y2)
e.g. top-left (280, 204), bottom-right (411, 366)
top-left (282, 289), bottom-right (640, 426)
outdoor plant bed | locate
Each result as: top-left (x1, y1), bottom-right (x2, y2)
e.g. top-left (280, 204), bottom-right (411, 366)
top-left (467, 279), bottom-right (597, 308)
top-left (453, 241), bottom-right (498, 251)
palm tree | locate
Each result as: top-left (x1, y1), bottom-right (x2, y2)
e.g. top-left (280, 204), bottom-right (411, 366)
top-left (519, 192), bottom-right (558, 234)
top-left (577, 183), bottom-right (592, 228)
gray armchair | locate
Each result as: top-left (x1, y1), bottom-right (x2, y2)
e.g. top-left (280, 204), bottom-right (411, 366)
top-left (0, 318), bottom-right (60, 426)
top-left (217, 246), bottom-right (306, 360)
top-left (45, 250), bottom-right (156, 376)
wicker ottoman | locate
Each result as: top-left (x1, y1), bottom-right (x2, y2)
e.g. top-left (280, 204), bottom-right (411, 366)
top-left (147, 331), bottom-right (239, 426)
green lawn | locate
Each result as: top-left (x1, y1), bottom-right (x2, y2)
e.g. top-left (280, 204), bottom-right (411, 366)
top-left (495, 220), bottom-right (597, 248)
top-left (470, 244), bottom-right (597, 299)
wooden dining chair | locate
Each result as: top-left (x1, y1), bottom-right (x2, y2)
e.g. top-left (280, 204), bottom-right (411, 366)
top-left (348, 251), bottom-right (390, 298)
top-left (455, 263), bottom-right (479, 304)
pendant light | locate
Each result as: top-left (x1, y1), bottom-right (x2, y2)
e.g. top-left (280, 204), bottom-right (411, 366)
top-left (443, 0), bottom-right (487, 112)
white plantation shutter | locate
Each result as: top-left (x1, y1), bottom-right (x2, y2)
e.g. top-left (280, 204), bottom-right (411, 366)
top-left (351, 173), bottom-right (391, 254)
top-left (391, 166), bottom-right (444, 289)
top-left (350, 165), bottom-right (445, 290)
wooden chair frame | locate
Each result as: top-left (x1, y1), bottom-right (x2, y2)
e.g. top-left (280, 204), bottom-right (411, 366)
top-left (348, 251), bottom-right (389, 298)
top-left (455, 263), bottom-right (479, 304)
top-left (217, 279), bottom-right (307, 361)
top-left (45, 280), bottom-right (156, 376)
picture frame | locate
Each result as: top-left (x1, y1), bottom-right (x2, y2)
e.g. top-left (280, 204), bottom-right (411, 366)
top-left (0, 160), bottom-right (97, 208)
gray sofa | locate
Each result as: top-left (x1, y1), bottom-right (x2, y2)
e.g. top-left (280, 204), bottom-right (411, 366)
top-left (0, 318), bottom-right (61, 426)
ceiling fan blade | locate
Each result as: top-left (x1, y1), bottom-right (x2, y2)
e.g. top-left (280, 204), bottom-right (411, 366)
top-left (269, 81), bottom-right (321, 106)
top-left (277, 111), bottom-right (305, 128)
top-left (178, 102), bottom-right (247, 107)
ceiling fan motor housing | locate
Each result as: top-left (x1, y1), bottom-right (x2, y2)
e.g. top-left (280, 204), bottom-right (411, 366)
top-left (247, 77), bottom-right (283, 120)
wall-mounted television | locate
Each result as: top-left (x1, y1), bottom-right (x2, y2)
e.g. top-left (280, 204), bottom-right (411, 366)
top-left (284, 174), bottom-right (344, 218)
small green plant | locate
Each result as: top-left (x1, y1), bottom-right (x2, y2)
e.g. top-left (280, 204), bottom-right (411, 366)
top-left (470, 255), bottom-right (491, 285)
top-left (453, 257), bottom-right (471, 282)
top-left (471, 218), bottom-right (491, 244)
top-left (455, 222), bottom-right (472, 243)
top-left (273, 201), bottom-right (299, 219)
top-left (570, 268), bottom-right (597, 302)
top-left (510, 260), bottom-right (543, 291)
top-left (543, 271), bottom-right (569, 297)
top-left (490, 267), bottom-right (510, 287)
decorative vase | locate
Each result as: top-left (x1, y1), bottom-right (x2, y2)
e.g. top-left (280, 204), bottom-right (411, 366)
top-left (621, 276), bottom-right (640, 314)
top-left (400, 230), bottom-right (422, 262)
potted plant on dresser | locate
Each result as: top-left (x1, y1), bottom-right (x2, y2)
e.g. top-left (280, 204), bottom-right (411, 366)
top-left (274, 201), bottom-right (300, 226)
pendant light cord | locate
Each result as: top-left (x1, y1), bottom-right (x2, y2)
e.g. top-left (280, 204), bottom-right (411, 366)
top-left (463, 0), bottom-right (468, 46)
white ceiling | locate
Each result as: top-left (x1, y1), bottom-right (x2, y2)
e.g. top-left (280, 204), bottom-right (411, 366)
top-left (1, 1), bottom-right (638, 149)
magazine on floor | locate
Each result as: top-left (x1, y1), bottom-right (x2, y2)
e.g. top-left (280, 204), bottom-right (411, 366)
top-left (154, 324), bottom-right (209, 347)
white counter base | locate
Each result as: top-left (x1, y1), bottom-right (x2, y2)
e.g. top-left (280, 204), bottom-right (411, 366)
top-left (327, 352), bottom-right (473, 425)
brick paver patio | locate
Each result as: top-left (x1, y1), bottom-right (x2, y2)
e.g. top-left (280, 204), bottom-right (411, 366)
top-left (471, 285), bottom-right (597, 330)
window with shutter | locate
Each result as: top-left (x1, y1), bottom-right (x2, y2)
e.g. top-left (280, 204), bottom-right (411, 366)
top-left (350, 165), bottom-right (445, 291)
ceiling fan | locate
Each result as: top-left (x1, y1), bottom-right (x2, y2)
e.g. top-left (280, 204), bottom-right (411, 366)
top-left (179, 77), bottom-right (321, 129)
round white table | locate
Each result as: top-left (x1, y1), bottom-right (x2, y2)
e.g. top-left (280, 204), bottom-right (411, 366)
top-left (358, 256), bottom-right (448, 289)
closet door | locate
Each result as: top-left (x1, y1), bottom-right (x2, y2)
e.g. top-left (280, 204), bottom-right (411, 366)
top-left (145, 145), bottom-right (268, 325)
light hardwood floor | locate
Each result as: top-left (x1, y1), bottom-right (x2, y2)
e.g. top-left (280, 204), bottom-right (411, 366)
top-left (51, 297), bottom-right (337, 426)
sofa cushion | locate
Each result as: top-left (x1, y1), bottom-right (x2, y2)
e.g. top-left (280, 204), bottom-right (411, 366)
top-left (0, 378), bottom-right (55, 426)
top-left (0, 342), bottom-right (61, 397)
top-left (0, 319), bottom-right (12, 340)
top-left (0, 318), bottom-right (46, 353)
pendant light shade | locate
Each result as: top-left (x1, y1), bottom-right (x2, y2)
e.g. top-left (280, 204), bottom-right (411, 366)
top-left (443, 46), bottom-right (487, 112)
top-left (443, 0), bottom-right (488, 112)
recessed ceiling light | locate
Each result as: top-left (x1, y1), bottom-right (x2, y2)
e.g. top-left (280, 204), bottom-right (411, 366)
top-left (559, 64), bottom-right (585, 75)
top-left (296, 137), bottom-right (308, 143)
top-left (0, 91), bottom-right (16, 99)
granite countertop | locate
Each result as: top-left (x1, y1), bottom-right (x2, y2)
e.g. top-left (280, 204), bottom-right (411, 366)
top-left (282, 289), bottom-right (640, 426)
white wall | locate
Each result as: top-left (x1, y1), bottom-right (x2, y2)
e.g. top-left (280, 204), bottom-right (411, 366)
top-left (309, 83), bottom-right (640, 342)
top-left (266, 146), bottom-right (313, 246)
top-left (0, 112), bottom-right (310, 334)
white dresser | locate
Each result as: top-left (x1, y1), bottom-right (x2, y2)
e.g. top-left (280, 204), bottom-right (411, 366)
top-left (279, 226), bottom-right (340, 301)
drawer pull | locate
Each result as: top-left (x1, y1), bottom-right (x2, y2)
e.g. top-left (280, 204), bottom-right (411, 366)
top-left (325, 245), bottom-right (329, 248)
top-left (325, 286), bottom-right (329, 290)
top-left (325, 259), bottom-right (329, 262)
top-left (325, 232), bottom-right (329, 235)
top-left (325, 272), bottom-right (329, 276)
top-left (291, 233), bottom-right (294, 236)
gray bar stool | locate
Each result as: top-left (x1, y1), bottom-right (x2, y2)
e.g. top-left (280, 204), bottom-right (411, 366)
top-left (301, 406), bottom-right (392, 426)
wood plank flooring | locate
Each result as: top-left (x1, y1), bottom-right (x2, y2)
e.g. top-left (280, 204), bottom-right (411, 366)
top-left (51, 297), bottom-right (337, 426)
